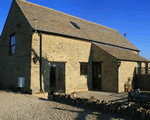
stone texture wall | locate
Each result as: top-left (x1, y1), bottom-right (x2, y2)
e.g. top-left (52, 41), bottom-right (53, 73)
top-left (92, 44), bottom-right (118, 92)
top-left (0, 0), bottom-right (33, 91)
top-left (31, 33), bottom-right (92, 94)
top-left (118, 61), bottom-right (138, 92)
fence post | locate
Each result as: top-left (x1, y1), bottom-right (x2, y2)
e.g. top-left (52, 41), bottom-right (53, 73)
top-left (145, 63), bottom-right (148, 75)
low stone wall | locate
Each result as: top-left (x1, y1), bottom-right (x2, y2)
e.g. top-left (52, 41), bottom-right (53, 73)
top-left (48, 92), bottom-right (150, 120)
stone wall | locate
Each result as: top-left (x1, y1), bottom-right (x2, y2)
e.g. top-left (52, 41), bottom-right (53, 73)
top-left (50, 92), bottom-right (150, 120)
top-left (92, 44), bottom-right (118, 92)
top-left (118, 61), bottom-right (138, 92)
top-left (0, 0), bottom-right (33, 91)
top-left (31, 33), bottom-right (92, 94)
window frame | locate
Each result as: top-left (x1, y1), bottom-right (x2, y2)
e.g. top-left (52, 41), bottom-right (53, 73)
top-left (80, 62), bottom-right (88, 75)
top-left (9, 34), bottom-right (16, 55)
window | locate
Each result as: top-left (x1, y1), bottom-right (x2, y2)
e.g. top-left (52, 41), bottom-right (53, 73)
top-left (80, 63), bottom-right (88, 75)
top-left (70, 21), bottom-right (80, 29)
top-left (10, 35), bottom-right (15, 55)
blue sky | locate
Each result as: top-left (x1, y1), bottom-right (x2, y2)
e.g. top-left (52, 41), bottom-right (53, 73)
top-left (0, 0), bottom-right (149, 60)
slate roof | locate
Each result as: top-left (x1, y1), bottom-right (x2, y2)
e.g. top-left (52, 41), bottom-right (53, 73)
top-left (14, 0), bottom-right (140, 51)
top-left (93, 43), bottom-right (149, 62)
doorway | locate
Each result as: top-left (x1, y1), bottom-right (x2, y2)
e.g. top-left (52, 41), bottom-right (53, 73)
top-left (92, 62), bottom-right (102, 89)
top-left (50, 63), bottom-right (65, 93)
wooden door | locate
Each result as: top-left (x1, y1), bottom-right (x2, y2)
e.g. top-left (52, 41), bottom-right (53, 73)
top-left (93, 62), bottom-right (102, 89)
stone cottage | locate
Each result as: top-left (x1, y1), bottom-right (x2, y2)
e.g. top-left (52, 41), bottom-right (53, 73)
top-left (0, 0), bottom-right (149, 94)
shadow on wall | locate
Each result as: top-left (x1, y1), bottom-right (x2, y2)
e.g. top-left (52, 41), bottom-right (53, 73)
top-left (0, 70), bottom-right (4, 89)
top-left (132, 67), bottom-right (138, 89)
top-left (31, 48), bottom-right (50, 92)
top-left (87, 46), bottom-right (93, 90)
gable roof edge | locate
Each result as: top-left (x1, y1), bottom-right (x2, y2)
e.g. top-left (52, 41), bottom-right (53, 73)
top-left (92, 43), bottom-right (119, 60)
top-left (117, 59), bottom-right (150, 63)
top-left (15, 0), bottom-right (33, 29)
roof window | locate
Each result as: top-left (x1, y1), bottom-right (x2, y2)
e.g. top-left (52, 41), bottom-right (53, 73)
top-left (70, 21), bottom-right (80, 29)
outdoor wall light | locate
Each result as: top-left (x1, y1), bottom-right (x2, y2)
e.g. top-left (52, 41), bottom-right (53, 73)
top-left (118, 60), bottom-right (121, 67)
top-left (33, 57), bottom-right (38, 64)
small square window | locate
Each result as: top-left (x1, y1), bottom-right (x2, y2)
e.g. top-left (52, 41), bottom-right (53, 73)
top-left (80, 63), bottom-right (88, 75)
top-left (10, 35), bottom-right (15, 55)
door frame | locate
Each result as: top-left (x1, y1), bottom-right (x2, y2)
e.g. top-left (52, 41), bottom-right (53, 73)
top-left (49, 62), bottom-right (66, 93)
top-left (92, 62), bottom-right (102, 90)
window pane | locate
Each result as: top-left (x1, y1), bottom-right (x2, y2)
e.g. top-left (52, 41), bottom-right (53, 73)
top-left (11, 36), bottom-right (13, 45)
top-left (85, 65), bottom-right (87, 74)
top-left (11, 46), bottom-right (15, 54)
top-left (70, 21), bottom-right (80, 29)
top-left (11, 36), bottom-right (15, 45)
top-left (13, 36), bottom-right (15, 45)
top-left (94, 65), bottom-right (97, 77)
top-left (81, 64), bottom-right (82, 70)
top-left (80, 63), bottom-right (87, 75)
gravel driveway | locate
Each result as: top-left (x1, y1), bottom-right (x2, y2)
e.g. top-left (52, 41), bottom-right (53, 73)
top-left (0, 91), bottom-right (138, 120)
top-left (75, 91), bottom-right (128, 103)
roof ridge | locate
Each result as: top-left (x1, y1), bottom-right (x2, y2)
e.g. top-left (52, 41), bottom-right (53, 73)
top-left (17, 0), bottom-right (117, 31)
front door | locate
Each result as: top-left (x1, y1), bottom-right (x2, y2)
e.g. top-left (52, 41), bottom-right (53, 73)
top-left (93, 62), bottom-right (102, 89)
top-left (50, 63), bottom-right (65, 93)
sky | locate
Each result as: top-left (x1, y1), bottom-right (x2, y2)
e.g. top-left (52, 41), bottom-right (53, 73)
top-left (0, 0), bottom-right (149, 60)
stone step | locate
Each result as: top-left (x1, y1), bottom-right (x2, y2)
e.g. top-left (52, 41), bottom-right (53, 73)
top-left (33, 92), bottom-right (48, 99)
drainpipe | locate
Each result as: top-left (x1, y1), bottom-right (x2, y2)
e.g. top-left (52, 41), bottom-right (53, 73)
top-left (38, 32), bottom-right (43, 92)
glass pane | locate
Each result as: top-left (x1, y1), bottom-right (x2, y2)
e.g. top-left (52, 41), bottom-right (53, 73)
top-left (58, 64), bottom-right (64, 81)
top-left (98, 66), bottom-right (101, 78)
top-left (11, 36), bottom-right (13, 45)
top-left (85, 65), bottom-right (87, 74)
top-left (50, 63), bottom-right (56, 67)
top-left (94, 65), bottom-right (97, 77)
top-left (11, 36), bottom-right (15, 45)
top-left (70, 21), bottom-right (80, 29)
top-left (11, 46), bottom-right (15, 54)
top-left (57, 63), bottom-right (64, 92)
top-left (13, 36), bottom-right (15, 45)
top-left (80, 64), bottom-right (83, 74)
top-left (50, 63), bottom-right (56, 86)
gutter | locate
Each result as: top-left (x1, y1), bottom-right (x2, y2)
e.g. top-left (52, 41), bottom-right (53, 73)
top-left (117, 59), bottom-right (150, 63)
top-left (38, 32), bottom-right (43, 92)
top-left (34, 29), bottom-right (140, 52)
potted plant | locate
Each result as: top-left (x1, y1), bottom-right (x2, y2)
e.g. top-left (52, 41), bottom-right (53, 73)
top-left (126, 78), bottom-right (131, 92)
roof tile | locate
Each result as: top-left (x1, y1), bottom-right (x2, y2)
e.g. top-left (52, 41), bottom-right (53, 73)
top-left (16, 0), bottom-right (139, 51)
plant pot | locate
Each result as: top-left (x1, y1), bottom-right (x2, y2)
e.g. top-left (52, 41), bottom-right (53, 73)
top-left (126, 88), bottom-right (131, 92)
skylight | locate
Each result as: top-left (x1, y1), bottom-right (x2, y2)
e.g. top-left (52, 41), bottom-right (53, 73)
top-left (70, 21), bottom-right (80, 29)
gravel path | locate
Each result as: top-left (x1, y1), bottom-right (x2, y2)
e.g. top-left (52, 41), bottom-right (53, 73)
top-left (0, 91), bottom-right (137, 120)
